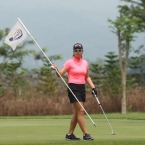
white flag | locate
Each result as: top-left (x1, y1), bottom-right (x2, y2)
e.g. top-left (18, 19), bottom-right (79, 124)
top-left (4, 20), bottom-right (29, 51)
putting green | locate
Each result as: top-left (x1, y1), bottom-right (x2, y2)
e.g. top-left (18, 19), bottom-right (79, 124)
top-left (0, 114), bottom-right (144, 145)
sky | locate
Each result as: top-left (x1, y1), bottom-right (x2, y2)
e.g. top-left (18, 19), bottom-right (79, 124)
top-left (0, 0), bottom-right (144, 69)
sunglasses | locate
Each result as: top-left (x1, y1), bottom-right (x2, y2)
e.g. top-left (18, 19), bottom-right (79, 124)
top-left (73, 49), bottom-right (83, 52)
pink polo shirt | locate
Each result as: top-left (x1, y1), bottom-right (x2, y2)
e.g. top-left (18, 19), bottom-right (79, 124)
top-left (63, 57), bottom-right (88, 84)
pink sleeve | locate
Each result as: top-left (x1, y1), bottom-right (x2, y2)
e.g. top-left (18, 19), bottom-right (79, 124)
top-left (86, 60), bottom-right (89, 70)
top-left (63, 60), bottom-right (70, 70)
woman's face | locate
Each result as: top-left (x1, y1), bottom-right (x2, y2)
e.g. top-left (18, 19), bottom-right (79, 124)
top-left (73, 48), bottom-right (83, 59)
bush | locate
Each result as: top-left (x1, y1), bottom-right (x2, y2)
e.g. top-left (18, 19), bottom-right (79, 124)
top-left (0, 87), bottom-right (144, 116)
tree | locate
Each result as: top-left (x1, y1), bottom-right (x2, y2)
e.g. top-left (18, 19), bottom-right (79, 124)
top-left (4, 61), bottom-right (30, 98)
top-left (89, 57), bottom-right (105, 94)
top-left (119, 0), bottom-right (145, 87)
top-left (0, 28), bottom-right (63, 98)
top-left (32, 48), bottom-right (62, 96)
top-left (108, 14), bottom-right (145, 114)
top-left (90, 52), bottom-right (121, 98)
top-left (0, 28), bottom-right (35, 98)
top-left (89, 63), bottom-right (104, 94)
top-left (119, 0), bottom-right (145, 32)
top-left (103, 52), bottom-right (121, 97)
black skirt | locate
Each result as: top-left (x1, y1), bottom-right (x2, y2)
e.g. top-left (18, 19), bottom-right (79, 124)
top-left (68, 83), bottom-right (86, 103)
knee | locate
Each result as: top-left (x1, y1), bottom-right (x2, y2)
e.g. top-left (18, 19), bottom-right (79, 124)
top-left (78, 108), bottom-right (84, 115)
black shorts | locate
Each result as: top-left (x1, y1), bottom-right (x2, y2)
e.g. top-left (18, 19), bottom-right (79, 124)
top-left (68, 83), bottom-right (86, 103)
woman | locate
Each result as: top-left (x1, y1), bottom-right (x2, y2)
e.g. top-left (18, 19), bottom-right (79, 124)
top-left (51, 43), bottom-right (97, 141)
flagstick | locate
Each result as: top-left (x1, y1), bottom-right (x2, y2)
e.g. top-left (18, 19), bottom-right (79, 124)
top-left (17, 18), bottom-right (31, 35)
top-left (28, 33), bottom-right (53, 65)
top-left (18, 18), bottom-right (53, 65)
top-left (17, 18), bottom-right (96, 127)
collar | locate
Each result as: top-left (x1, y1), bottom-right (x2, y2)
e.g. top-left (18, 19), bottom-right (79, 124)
top-left (73, 56), bottom-right (82, 62)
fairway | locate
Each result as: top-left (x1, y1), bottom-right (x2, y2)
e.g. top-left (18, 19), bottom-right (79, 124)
top-left (0, 113), bottom-right (145, 145)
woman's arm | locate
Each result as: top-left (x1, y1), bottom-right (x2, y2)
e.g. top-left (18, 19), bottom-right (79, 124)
top-left (85, 71), bottom-right (95, 89)
top-left (86, 71), bottom-right (98, 96)
top-left (51, 64), bottom-right (68, 77)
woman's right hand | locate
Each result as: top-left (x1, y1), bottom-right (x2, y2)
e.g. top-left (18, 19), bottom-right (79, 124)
top-left (51, 64), bottom-right (58, 71)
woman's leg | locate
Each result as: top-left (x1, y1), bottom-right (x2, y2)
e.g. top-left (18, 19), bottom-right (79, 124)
top-left (67, 110), bottom-right (78, 134)
top-left (73, 102), bottom-right (88, 134)
top-left (66, 102), bottom-right (94, 140)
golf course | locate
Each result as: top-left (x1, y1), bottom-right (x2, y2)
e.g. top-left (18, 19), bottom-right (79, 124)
top-left (0, 113), bottom-right (144, 145)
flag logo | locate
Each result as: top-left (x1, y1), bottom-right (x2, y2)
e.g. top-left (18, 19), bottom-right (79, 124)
top-left (4, 20), bottom-right (28, 51)
top-left (9, 29), bottom-right (23, 41)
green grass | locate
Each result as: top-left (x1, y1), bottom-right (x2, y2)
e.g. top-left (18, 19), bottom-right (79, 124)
top-left (0, 113), bottom-right (145, 145)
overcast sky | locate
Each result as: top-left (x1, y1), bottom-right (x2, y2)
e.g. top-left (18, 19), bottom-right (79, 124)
top-left (0, 0), bottom-right (144, 69)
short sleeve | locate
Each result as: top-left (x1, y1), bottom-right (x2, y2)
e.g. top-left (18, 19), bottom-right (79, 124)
top-left (85, 60), bottom-right (89, 70)
top-left (63, 60), bottom-right (70, 70)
